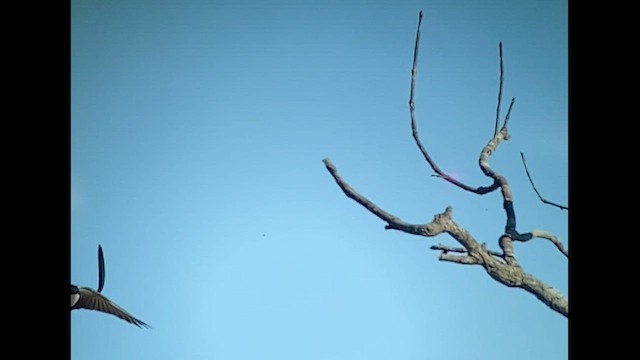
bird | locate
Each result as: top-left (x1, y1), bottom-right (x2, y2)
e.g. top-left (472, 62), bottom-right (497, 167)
top-left (71, 245), bottom-right (150, 328)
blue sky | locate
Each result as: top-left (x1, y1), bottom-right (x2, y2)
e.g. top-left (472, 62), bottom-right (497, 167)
top-left (71, 1), bottom-right (568, 359)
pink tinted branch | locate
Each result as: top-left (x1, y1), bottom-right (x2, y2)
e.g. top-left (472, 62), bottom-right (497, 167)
top-left (408, 11), bottom-right (500, 195)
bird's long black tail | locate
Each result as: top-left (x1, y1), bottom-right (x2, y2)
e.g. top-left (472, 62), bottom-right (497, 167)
top-left (97, 245), bottom-right (106, 293)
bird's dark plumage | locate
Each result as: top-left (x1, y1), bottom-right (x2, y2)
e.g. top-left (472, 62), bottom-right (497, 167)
top-left (97, 245), bottom-right (105, 293)
top-left (71, 245), bottom-right (150, 328)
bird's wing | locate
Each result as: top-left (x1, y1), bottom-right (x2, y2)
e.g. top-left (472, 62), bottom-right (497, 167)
top-left (76, 288), bottom-right (150, 328)
top-left (97, 245), bottom-right (105, 293)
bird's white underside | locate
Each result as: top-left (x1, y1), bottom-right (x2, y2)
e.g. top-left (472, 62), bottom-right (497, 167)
top-left (71, 293), bottom-right (80, 307)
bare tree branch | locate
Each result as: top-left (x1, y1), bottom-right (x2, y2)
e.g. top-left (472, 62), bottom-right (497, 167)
top-left (409, 11), bottom-right (500, 195)
top-left (498, 235), bottom-right (518, 266)
top-left (494, 42), bottom-right (504, 137)
top-left (502, 98), bottom-right (515, 129)
top-left (438, 253), bottom-right (480, 265)
top-left (520, 152), bottom-right (569, 210)
top-left (322, 11), bottom-right (568, 318)
top-left (519, 274), bottom-right (568, 318)
top-left (323, 158), bottom-right (447, 237)
top-left (515, 230), bottom-right (569, 258)
top-left (322, 158), bottom-right (568, 317)
top-left (430, 243), bottom-right (504, 259)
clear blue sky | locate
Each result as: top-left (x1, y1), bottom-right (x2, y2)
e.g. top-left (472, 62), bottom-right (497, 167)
top-left (71, 1), bottom-right (568, 359)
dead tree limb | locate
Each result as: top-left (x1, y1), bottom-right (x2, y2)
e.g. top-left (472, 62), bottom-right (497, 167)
top-left (409, 12), bottom-right (501, 195)
top-left (322, 11), bottom-right (568, 318)
top-left (323, 159), bottom-right (568, 317)
top-left (494, 42), bottom-right (504, 138)
top-left (519, 229), bottom-right (569, 258)
top-left (520, 152), bottom-right (569, 210)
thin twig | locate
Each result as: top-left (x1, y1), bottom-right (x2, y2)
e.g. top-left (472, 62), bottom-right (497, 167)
top-left (494, 42), bottom-right (504, 137)
top-left (503, 98), bottom-right (515, 130)
top-left (409, 11), bottom-right (422, 118)
top-left (430, 243), bottom-right (504, 258)
top-left (520, 152), bottom-right (569, 210)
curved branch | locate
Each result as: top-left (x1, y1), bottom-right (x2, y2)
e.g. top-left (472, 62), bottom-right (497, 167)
top-left (321, 11), bottom-right (567, 318)
top-left (323, 158), bottom-right (569, 316)
top-left (408, 11), bottom-right (500, 195)
top-left (323, 158), bottom-right (446, 236)
top-left (516, 230), bottom-right (569, 258)
top-left (322, 157), bottom-right (568, 317)
top-left (520, 152), bottom-right (569, 210)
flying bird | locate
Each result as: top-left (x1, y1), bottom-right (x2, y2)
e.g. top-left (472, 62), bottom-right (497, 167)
top-left (71, 245), bottom-right (150, 328)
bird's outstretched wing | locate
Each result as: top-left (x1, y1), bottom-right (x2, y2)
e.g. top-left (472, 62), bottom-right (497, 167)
top-left (75, 287), bottom-right (150, 328)
top-left (97, 245), bottom-right (105, 293)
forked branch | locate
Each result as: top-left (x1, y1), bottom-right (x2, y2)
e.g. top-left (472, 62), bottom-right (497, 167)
top-left (322, 11), bottom-right (568, 318)
top-left (410, 14), bottom-right (519, 198)
top-left (323, 158), bottom-right (568, 317)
